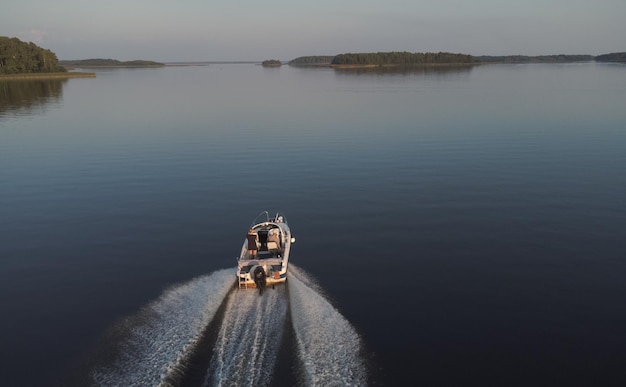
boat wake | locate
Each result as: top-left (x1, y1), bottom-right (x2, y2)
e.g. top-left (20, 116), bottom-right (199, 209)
top-left (206, 284), bottom-right (288, 386)
top-left (288, 265), bottom-right (367, 386)
top-left (91, 269), bottom-right (234, 386)
top-left (87, 266), bottom-right (367, 386)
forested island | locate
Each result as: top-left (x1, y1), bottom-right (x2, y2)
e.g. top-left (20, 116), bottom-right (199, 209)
top-left (289, 52), bottom-right (474, 67)
top-left (289, 51), bottom-right (626, 67)
top-left (261, 59), bottom-right (282, 67)
top-left (0, 36), bottom-right (67, 75)
top-left (59, 59), bottom-right (165, 68)
top-left (332, 52), bottom-right (475, 66)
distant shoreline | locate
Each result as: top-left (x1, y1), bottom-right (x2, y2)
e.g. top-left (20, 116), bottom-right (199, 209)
top-left (0, 72), bottom-right (96, 80)
top-left (61, 65), bottom-right (163, 69)
top-left (59, 59), bottom-right (165, 69)
top-left (329, 63), bottom-right (479, 69)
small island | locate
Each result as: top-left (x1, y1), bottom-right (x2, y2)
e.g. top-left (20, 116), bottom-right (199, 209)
top-left (261, 59), bottom-right (282, 67)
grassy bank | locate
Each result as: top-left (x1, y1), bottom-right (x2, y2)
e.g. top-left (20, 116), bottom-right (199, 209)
top-left (0, 72), bottom-right (96, 80)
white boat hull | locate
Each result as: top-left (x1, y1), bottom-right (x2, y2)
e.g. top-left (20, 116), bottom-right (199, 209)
top-left (236, 211), bottom-right (294, 289)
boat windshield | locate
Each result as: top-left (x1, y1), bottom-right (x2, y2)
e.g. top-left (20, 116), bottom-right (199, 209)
top-left (251, 211), bottom-right (287, 226)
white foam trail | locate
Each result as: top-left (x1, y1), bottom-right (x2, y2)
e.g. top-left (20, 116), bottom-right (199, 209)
top-left (288, 265), bottom-right (367, 386)
top-left (91, 269), bottom-right (234, 386)
top-left (206, 285), bottom-right (288, 387)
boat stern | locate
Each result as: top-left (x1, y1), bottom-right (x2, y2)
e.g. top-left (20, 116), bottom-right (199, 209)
top-left (237, 262), bottom-right (286, 288)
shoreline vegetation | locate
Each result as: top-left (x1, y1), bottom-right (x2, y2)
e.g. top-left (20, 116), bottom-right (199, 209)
top-left (0, 37), bottom-right (97, 79)
top-left (595, 52), bottom-right (626, 62)
top-left (1, 36), bottom-right (67, 75)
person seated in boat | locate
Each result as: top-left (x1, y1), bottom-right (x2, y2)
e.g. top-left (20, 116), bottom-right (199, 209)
top-left (247, 228), bottom-right (258, 259)
top-left (267, 228), bottom-right (281, 252)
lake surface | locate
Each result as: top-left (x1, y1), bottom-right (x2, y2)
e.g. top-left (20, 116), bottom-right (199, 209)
top-left (1, 62), bottom-right (626, 386)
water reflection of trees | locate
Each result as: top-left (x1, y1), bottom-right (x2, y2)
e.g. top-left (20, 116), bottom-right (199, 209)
top-left (0, 79), bottom-right (66, 116)
top-left (333, 65), bottom-right (475, 77)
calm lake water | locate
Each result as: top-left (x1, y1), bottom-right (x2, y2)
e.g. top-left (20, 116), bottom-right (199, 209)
top-left (1, 62), bottom-right (626, 386)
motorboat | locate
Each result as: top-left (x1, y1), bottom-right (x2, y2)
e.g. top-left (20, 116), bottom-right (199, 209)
top-left (237, 211), bottom-right (295, 291)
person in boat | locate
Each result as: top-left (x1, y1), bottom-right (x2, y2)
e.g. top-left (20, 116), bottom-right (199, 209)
top-left (247, 228), bottom-right (258, 259)
top-left (267, 228), bottom-right (281, 250)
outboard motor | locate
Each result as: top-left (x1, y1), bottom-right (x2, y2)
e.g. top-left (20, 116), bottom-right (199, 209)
top-left (253, 266), bottom-right (267, 295)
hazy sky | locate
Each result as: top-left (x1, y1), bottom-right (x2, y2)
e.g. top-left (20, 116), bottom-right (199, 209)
top-left (3, 0), bottom-right (625, 61)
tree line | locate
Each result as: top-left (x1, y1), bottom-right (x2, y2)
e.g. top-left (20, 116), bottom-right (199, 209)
top-left (0, 37), bottom-right (66, 74)
top-left (331, 51), bottom-right (475, 65)
top-left (288, 56), bottom-right (335, 65)
top-left (595, 52), bottom-right (626, 62)
top-left (289, 52), bottom-right (626, 66)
